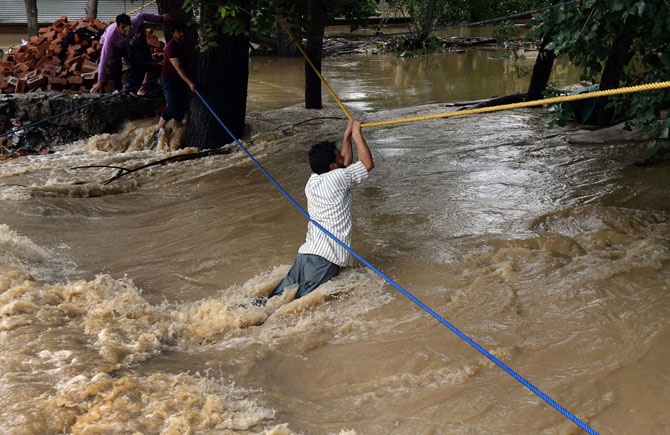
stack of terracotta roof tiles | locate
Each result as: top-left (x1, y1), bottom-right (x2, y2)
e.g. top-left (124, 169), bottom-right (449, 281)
top-left (0, 16), bottom-right (164, 94)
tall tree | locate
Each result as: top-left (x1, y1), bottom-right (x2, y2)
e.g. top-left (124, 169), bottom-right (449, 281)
top-left (526, 35), bottom-right (556, 101)
top-left (24, 0), bottom-right (38, 37)
top-left (542, 1), bottom-right (643, 127)
top-left (304, 0), bottom-right (326, 109)
top-left (270, 0), bottom-right (328, 108)
top-left (269, 0), bottom-right (379, 106)
top-left (85, 0), bottom-right (98, 19)
top-left (525, 0), bottom-right (561, 101)
top-left (385, 0), bottom-right (440, 47)
top-left (274, 15), bottom-right (299, 57)
top-left (275, 19), bottom-right (300, 57)
top-left (421, 0), bottom-right (437, 43)
top-left (593, 14), bottom-right (638, 126)
top-left (182, 0), bottom-right (251, 149)
top-left (528, 0), bottom-right (670, 153)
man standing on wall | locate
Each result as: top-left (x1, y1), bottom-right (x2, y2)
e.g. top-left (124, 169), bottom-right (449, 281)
top-left (90, 12), bottom-right (171, 94)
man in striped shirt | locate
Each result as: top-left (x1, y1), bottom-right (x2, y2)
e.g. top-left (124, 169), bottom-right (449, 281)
top-left (268, 118), bottom-right (374, 302)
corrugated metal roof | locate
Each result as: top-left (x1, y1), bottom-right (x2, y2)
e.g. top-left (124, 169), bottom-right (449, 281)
top-left (0, 0), bottom-right (159, 25)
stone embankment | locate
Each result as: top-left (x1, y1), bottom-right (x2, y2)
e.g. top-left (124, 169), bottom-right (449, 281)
top-left (0, 16), bottom-right (166, 155)
top-left (1, 92), bottom-right (162, 152)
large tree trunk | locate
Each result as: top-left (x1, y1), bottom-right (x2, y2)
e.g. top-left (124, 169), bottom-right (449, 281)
top-left (275, 16), bottom-right (299, 57)
top-left (185, 1), bottom-right (250, 150)
top-left (24, 0), bottom-right (38, 37)
top-left (420, 0), bottom-right (436, 42)
top-left (304, 0), bottom-right (326, 109)
top-left (526, 35), bottom-right (556, 101)
top-left (526, 0), bottom-right (559, 102)
top-left (595, 18), bottom-right (637, 127)
top-left (275, 22), bottom-right (300, 57)
top-left (85, 0), bottom-right (98, 19)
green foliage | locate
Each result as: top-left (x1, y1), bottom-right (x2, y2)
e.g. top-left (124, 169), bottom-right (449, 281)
top-left (543, 89), bottom-right (577, 128)
top-left (186, 0), bottom-right (556, 55)
top-left (490, 20), bottom-right (531, 78)
top-left (328, 0), bottom-right (380, 30)
top-left (384, 34), bottom-right (443, 53)
top-left (528, 0), bottom-right (670, 144)
top-left (382, 0), bottom-right (554, 53)
top-left (249, 0), bottom-right (380, 39)
top-left (385, 0), bottom-right (447, 36)
top-left (217, 4), bottom-right (247, 36)
top-left (492, 20), bottom-right (516, 44)
top-left (436, 0), bottom-right (553, 24)
top-left (181, 0), bottom-right (251, 51)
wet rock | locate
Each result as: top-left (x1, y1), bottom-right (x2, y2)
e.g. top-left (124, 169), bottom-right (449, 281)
top-left (1, 91), bottom-right (163, 150)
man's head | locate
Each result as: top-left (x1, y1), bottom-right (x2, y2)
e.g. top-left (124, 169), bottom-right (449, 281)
top-left (170, 20), bottom-right (187, 42)
top-left (133, 24), bottom-right (146, 40)
top-left (308, 140), bottom-right (344, 174)
top-left (115, 14), bottom-right (132, 37)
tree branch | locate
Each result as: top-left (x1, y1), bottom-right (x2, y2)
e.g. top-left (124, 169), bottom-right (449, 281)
top-left (71, 146), bottom-right (236, 185)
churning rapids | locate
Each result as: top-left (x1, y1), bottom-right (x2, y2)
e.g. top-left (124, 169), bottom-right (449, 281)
top-left (0, 52), bottom-right (669, 434)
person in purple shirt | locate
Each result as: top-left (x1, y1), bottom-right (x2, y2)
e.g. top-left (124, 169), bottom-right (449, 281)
top-left (153, 21), bottom-right (196, 137)
top-left (91, 13), bottom-right (171, 94)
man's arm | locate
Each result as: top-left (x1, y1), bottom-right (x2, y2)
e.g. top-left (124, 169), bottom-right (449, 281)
top-left (169, 58), bottom-right (195, 91)
top-left (341, 119), bottom-right (354, 167)
top-left (135, 13), bottom-right (170, 23)
top-left (351, 119), bottom-right (374, 171)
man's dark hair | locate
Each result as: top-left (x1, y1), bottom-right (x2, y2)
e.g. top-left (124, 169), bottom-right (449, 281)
top-left (170, 20), bottom-right (187, 33)
top-left (116, 14), bottom-right (131, 26)
top-left (308, 140), bottom-right (337, 174)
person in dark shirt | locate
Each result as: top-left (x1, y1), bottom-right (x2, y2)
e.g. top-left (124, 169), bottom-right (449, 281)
top-left (126, 24), bottom-right (153, 95)
top-left (154, 21), bottom-right (195, 138)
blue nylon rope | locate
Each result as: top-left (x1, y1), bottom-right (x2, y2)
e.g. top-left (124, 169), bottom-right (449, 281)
top-left (194, 90), bottom-right (599, 435)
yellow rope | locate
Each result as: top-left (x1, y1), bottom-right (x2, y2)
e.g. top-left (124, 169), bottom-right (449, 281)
top-left (128, 0), bottom-right (157, 15)
top-left (275, 15), bottom-right (670, 129)
top-left (276, 19), bottom-right (353, 120)
top-left (362, 81), bottom-right (670, 128)
top-left (280, 22), bottom-right (669, 129)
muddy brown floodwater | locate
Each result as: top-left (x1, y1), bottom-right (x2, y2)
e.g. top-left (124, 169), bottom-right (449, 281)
top-left (0, 28), bottom-right (667, 435)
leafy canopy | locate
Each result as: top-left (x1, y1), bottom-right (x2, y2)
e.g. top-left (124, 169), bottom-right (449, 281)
top-left (528, 0), bottom-right (670, 141)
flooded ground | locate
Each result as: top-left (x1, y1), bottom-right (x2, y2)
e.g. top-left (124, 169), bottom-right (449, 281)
top-left (0, 29), bottom-right (668, 435)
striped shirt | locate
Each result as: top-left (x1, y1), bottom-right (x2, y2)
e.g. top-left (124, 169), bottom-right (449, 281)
top-left (298, 161), bottom-right (369, 266)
